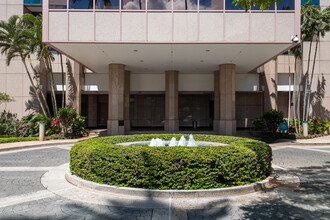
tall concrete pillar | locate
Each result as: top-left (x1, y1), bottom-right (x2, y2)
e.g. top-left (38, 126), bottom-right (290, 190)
top-left (260, 60), bottom-right (278, 111)
top-left (218, 64), bottom-right (236, 136)
top-left (66, 61), bottom-right (84, 115)
top-left (108, 64), bottom-right (125, 136)
top-left (213, 70), bottom-right (220, 132)
top-left (87, 95), bottom-right (97, 127)
top-left (165, 70), bottom-right (179, 132)
top-left (124, 70), bottom-right (131, 132)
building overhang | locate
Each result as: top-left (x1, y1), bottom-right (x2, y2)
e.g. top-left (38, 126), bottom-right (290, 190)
top-left (49, 42), bottom-right (295, 74)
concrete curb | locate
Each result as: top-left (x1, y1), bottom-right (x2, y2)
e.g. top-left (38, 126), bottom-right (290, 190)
top-left (0, 141), bottom-right (79, 153)
top-left (65, 170), bottom-right (276, 198)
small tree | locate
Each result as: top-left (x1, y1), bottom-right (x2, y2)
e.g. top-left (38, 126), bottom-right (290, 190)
top-left (58, 107), bottom-right (77, 136)
top-left (0, 92), bottom-right (14, 104)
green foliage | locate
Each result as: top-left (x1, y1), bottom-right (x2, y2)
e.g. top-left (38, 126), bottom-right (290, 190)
top-left (285, 118), bottom-right (330, 135)
top-left (58, 107), bottom-right (77, 135)
top-left (308, 118), bottom-right (330, 135)
top-left (232, 0), bottom-right (277, 11)
top-left (252, 110), bottom-right (284, 133)
top-left (71, 116), bottom-right (87, 137)
top-left (0, 111), bottom-right (19, 135)
top-left (0, 136), bottom-right (38, 144)
top-left (0, 92), bottom-right (14, 104)
top-left (70, 134), bottom-right (272, 190)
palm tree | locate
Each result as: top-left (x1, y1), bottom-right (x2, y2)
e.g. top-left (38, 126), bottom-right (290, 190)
top-left (305, 5), bottom-right (330, 121)
top-left (301, 4), bottom-right (330, 122)
top-left (0, 15), bottom-right (49, 116)
top-left (23, 14), bottom-right (59, 117)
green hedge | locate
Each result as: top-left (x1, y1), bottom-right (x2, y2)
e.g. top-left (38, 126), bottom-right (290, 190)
top-left (0, 136), bottom-right (38, 144)
top-left (70, 134), bottom-right (272, 190)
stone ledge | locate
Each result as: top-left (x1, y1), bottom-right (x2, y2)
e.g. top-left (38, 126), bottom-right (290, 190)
top-left (65, 170), bottom-right (276, 198)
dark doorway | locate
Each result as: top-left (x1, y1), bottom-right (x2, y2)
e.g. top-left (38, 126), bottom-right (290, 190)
top-left (179, 94), bottom-right (213, 130)
top-left (130, 94), bottom-right (165, 129)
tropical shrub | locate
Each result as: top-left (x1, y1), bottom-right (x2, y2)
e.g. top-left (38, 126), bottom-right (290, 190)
top-left (71, 116), bottom-right (87, 137)
top-left (0, 111), bottom-right (19, 135)
top-left (70, 134), bottom-right (272, 190)
top-left (58, 107), bottom-right (77, 135)
top-left (252, 110), bottom-right (284, 133)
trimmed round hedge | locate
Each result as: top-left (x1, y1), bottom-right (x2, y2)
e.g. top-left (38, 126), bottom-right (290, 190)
top-left (70, 134), bottom-right (272, 190)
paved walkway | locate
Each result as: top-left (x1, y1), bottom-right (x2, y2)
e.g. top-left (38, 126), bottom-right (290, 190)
top-left (0, 138), bottom-right (329, 219)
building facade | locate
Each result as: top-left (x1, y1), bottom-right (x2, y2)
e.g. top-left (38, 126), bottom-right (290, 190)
top-left (1, 0), bottom-right (328, 136)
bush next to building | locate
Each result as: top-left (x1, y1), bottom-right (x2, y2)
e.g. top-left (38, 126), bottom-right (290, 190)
top-left (70, 134), bottom-right (272, 190)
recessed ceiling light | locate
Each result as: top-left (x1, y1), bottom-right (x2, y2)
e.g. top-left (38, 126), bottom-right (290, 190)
top-left (205, 50), bottom-right (210, 52)
top-left (133, 50), bottom-right (138, 52)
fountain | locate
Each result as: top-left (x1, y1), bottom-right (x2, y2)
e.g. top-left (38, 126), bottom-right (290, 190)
top-left (148, 135), bottom-right (197, 147)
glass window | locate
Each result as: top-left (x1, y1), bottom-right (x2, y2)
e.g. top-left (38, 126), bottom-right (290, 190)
top-left (200, 0), bottom-right (223, 10)
top-left (277, 0), bottom-right (294, 10)
top-left (147, 0), bottom-right (172, 10)
top-left (225, 0), bottom-right (239, 10)
top-left (301, 0), bottom-right (319, 6)
top-left (122, 0), bottom-right (146, 10)
top-left (251, 4), bottom-right (275, 10)
top-left (69, 0), bottom-right (93, 9)
top-left (96, 0), bottom-right (119, 9)
top-left (173, 0), bottom-right (197, 10)
top-left (49, 0), bottom-right (67, 9)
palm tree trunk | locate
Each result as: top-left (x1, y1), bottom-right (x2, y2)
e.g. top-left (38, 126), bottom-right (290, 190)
top-left (21, 57), bottom-right (47, 116)
top-left (28, 58), bottom-right (51, 116)
top-left (60, 53), bottom-right (65, 108)
top-left (293, 56), bottom-right (297, 133)
top-left (297, 56), bottom-right (302, 134)
top-left (44, 57), bottom-right (58, 117)
top-left (303, 39), bottom-right (313, 122)
top-left (288, 54), bottom-right (291, 129)
top-left (306, 36), bottom-right (319, 121)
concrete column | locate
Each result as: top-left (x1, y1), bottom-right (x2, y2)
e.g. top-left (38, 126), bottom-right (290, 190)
top-left (65, 60), bottom-right (84, 115)
top-left (87, 95), bottom-right (97, 127)
top-left (260, 60), bottom-right (278, 111)
top-left (218, 64), bottom-right (236, 136)
top-left (108, 64), bottom-right (125, 136)
top-left (124, 70), bottom-right (131, 132)
top-left (165, 70), bottom-right (179, 132)
top-left (213, 70), bottom-right (220, 132)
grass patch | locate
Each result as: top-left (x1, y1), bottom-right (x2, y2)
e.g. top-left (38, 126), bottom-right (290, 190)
top-left (70, 134), bottom-right (272, 190)
top-left (0, 136), bottom-right (39, 144)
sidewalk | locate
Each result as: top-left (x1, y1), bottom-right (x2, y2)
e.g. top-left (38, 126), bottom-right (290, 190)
top-left (0, 135), bottom-right (97, 152)
top-left (1, 131), bottom-right (330, 153)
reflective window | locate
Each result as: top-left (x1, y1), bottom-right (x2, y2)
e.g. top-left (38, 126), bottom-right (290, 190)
top-left (225, 0), bottom-right (239, 10)
top-left (301, 0), bottom-right (319, 6)
top-left (147, 0), bottom-right (172, 10)
top-left (173, 0), bottom-right (197, 10)
top-left (96, 0), bottom-right (119, 9)
top-left (200, 0), bottom-right (223, 10)
top-left (49, 0), bottom-right (67, 9)
top-left (69, 0), bottom-right (93, 9)
top-left (277, 0), bottom-right (294, 10)
top-left (122, 0), bottom-right (146, 10)
top-left (251, 4), bottom-right (275, 10)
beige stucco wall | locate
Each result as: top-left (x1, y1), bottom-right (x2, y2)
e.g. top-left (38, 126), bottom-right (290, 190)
top-left (47, 11), bottom-right (296, 43)
top-left (0, 0), bottom-right (37, 118)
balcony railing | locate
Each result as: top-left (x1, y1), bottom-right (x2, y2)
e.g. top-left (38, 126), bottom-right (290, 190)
top-left (24, 0), bottom-right (42, 5)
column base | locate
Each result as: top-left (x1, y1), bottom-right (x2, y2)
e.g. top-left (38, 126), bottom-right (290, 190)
top-left (213, 120), bottom-right (220, 132)
top-left (107, 120), bottom-right (125, 136)
top-left (124, 120), bottom-right (131, 132)
top-left (219, 120), bottom-right (236, 136)
top-left (164, 119), bottom-right (179, 132)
